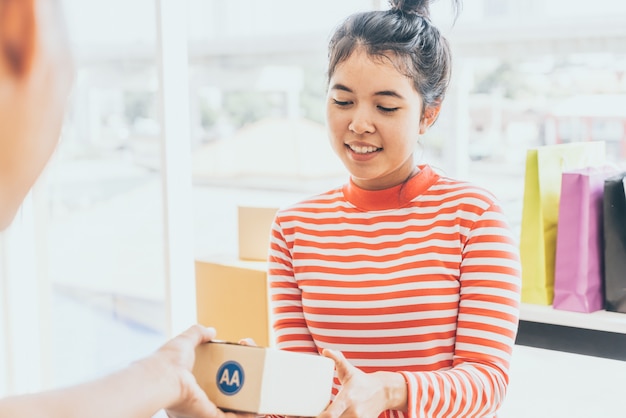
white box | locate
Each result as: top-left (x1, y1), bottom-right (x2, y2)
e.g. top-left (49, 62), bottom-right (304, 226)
top-left (193, 342), bottom-right (335, 416)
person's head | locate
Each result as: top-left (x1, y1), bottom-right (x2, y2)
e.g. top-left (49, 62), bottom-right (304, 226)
top-left (0, 0), bottom-right (73, 230)
top-left (325, 0), bottom-right (460, 190)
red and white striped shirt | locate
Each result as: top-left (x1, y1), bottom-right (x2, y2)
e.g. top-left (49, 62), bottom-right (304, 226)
top-left (268, 164), bottom-right (521, 418)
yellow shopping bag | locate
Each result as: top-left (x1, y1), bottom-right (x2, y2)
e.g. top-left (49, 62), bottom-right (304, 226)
top-left (520, 141), bottom-right (606, 305)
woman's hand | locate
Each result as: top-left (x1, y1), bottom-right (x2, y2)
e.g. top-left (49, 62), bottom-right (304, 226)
top-left (318, 349), bottom-right (407, 418)
top-left (238, 338), bottom-right (257, 346)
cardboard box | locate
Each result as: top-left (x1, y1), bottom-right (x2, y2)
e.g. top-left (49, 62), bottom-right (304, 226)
top-left (237, 206), bottom-right (278, 261)
top-left (195, 258), bottom-right (271, 347)
top-left (193, 342), bottom-right (335, 416)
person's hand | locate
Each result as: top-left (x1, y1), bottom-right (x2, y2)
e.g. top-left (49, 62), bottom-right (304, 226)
top-left (151, 325), bottom-right (223, 418)
top-left (141, 324), bottom-right (252, 418)
top-left (317, 349), bottom-right (394, 418)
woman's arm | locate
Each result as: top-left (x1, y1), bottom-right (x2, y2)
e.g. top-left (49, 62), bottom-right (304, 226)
top-left (320, 204), bottom-right (522, 418)
top-left (268, 218), bottom-right (319, 354)
top-left (401, 205), bottom-right (521, 417)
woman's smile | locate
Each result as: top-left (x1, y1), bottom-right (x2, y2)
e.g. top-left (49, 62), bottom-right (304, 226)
top-left (347, 143), bottom-right (382, 155)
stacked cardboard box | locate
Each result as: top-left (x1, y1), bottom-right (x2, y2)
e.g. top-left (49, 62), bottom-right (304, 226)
top-left (237, 206), bottom-right (279, 261)
top-left (195, 206), bottom-right (278, 347)
top-left (194, 206), bottom-right (337, 415)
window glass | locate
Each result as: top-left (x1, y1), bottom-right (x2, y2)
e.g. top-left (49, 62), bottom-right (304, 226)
top-left (47, 0), bottom-right (166, 387)
top-left (188, 0), bottom-right (626, 255)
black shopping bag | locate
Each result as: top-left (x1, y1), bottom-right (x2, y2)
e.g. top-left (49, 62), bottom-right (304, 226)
top-left (603, 172), bottom-right (626, 313)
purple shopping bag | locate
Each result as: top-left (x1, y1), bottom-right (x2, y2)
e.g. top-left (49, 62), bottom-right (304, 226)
top-left (553, 166), bottom-right (618, 313)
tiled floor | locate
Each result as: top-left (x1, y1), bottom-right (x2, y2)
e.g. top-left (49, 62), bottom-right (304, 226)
top-left (50, 288), bottom-right (626, 418)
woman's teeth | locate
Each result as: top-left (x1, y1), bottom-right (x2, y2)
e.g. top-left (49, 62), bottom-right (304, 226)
top-left (349, 144), bottom-right (380, 154)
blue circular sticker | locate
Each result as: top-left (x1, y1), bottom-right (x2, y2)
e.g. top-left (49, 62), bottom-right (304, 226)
top-left (216, 361), bottom-right (245, 395)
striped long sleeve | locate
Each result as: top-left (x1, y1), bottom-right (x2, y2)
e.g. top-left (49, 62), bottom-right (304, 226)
top-left (268, 165), bottom-right (521, 418)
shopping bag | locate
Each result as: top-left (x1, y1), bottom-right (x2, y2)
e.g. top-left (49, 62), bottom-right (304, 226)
top-left (553, 166), bottom-right (618, 313)
top-left (603, 172), bottom-right (626, 313)
top-left (519, 141), bottom-right (606, 305)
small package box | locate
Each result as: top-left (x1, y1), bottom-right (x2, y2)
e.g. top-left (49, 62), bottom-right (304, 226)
top-left (193, 342), bottom-right (335, 416)
top-left (237, 206), bottom-right (279, 261)
top-left (195, 258), bottom-right (271, 347)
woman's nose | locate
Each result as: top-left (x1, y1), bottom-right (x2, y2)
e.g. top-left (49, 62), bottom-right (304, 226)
top-left (348, 108), bottom-right (375, 135)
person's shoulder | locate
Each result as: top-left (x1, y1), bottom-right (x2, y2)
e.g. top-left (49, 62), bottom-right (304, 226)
top-left (276, 185), bottom-right (346, 217)
top-left (428, 170), bottom-right (500, 208)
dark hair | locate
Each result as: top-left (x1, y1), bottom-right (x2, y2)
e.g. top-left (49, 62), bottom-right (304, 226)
top-left (327, 0), bottom-right (461, 116)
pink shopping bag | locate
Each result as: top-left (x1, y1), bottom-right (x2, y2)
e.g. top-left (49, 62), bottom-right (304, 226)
top-left (553, 166), bottom-right (618, 313)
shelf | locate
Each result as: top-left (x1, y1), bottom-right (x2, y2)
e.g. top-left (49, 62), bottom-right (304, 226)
top-left (520, 303), bottom-right (626, 334)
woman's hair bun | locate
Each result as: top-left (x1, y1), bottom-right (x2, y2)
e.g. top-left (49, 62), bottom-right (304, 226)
top-left (388, 0), bottom-right (431, 17)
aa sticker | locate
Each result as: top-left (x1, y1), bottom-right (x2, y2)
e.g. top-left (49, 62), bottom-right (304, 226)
top-left (216, 361), bottom-right (245, 395)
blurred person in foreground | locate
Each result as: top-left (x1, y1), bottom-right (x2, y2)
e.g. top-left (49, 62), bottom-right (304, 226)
top-left (0, 1), bottom-right (248, 417)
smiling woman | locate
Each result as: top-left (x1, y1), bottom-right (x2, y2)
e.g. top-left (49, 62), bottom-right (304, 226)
top-left (267, 1), bottom-right (522, 418)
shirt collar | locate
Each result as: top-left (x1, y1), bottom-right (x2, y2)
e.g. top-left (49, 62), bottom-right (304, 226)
top-left (342, 165), bottom-right (439, 211)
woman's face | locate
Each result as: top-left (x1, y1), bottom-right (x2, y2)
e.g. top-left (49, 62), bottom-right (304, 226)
top-left (326, 48), bottom-right (439, 191)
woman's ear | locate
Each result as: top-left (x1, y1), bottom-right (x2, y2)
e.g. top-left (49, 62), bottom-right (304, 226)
top-left (419, 104), bottom-right (442, 134)
top-left (0, 0), bottom-right (37, 77)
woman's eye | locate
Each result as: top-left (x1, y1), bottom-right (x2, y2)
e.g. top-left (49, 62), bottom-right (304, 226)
top-left (332, 99), bottom-right (351, 106)
top-left (378, 105), bottom-right (399, 113)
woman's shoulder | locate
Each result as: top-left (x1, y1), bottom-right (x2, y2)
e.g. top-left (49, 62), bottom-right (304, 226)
top-left (428, 169), bottom-right (501, 209)
top-left (276, 185), bottom-right (347, 217)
